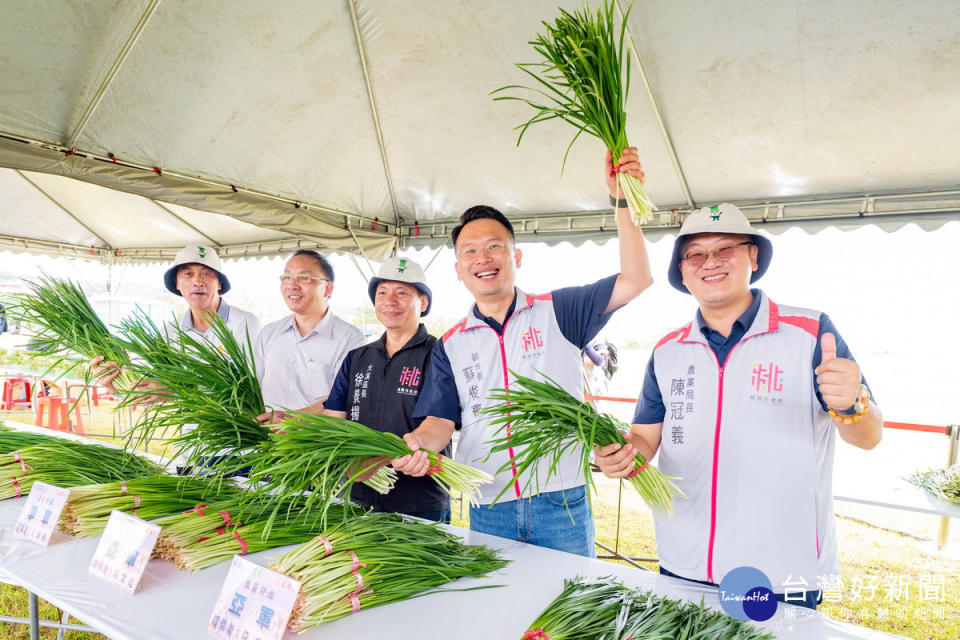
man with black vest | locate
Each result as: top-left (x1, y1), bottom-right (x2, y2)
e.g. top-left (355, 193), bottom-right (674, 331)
top-left (323, 256), bottom-right (451, 522)
top-left (392, 148), bottom-right (653, 556)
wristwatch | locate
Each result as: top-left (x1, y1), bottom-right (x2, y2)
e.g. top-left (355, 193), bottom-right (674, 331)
top-left (829, 384), bottom-right (870, 424)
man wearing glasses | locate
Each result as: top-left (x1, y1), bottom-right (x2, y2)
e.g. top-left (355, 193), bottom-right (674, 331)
top-left (392, 148), bottom-right (653, 556)
top-left (254, 250), bottom-right (364, 415)
top-left (595, 203), bottom-right (882, 609)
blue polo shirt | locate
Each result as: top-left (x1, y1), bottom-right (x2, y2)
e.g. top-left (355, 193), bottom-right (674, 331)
top-left (633, 290), bottom-right (871, 424)
top-left (414, 274), bottom-right (620, 422)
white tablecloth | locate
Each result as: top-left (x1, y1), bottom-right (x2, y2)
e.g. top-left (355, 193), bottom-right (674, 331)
top-left (0, 420), bottom-right (907, 639)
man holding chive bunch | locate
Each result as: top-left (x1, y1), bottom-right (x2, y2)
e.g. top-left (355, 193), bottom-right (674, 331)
top-left (91, 245), bottom-right (261, 395)
top-left (391, 148), bottom-right (653, 557)
top-left (595, 203), bottom-right (882, 608)
top-left (321, 256), bottom-right (452, 523)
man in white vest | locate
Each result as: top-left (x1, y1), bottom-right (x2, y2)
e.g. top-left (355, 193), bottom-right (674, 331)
top-left (392, 148), bottom-right (653, 557)
top-left (595, 203), bottom-right (882, 608)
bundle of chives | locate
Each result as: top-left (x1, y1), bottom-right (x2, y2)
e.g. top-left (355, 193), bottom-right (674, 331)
top-left (482, 372), bottom-right (684, 515)
top-left (247, 412), bottom-right (492, 533)
top-left (491, 1), bottom-right (655, 224)
top-left (0, 431), bottom-right (60, 454)
top-left (270, 513), bottom-right (509, 632)
top-left (908, 465), bottom-right (960, 504)
top-left (7, 276), bottom-right (138, 389)
top-left (522, 576), bottom-right (774, 640)
top-left (60, 475), bottom-right (240, 537)
top-left (520, 576), bottom-right (633, 639)
top-left (154, 494), bottom-right (253, 557)
top-left (0, 440), bottom-right (161, 500)
top-left (159, 499), bottom-right (361, 571)
top-left (118, 309), bottom-right (270, 475)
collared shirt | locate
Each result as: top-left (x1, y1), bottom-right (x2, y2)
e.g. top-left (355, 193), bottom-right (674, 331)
top-left (254, 309), bottom-right (365, 410)
top-left (415, 274), bottom-right (620, 423)
top-left (633, 289), bottom-right (870, 423)
top-left (164, 299), bottom-right (261, 349)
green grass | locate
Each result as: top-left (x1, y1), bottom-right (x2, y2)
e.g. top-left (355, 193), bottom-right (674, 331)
top-left (2, 407), bottom-right (957, 638)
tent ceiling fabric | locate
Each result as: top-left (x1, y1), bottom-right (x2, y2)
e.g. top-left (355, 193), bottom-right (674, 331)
top-left (0, 0), bottom-right (958, 260)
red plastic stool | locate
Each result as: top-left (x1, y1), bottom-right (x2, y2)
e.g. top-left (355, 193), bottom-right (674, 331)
top-left (1, 377), bottom-right (33, 410)
top-left (92, 386), bottom-right (118, 406)
top-left (34, 396), bottom-right (85, 434)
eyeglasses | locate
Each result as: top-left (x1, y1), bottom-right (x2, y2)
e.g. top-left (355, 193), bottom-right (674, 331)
top-left (457, 241), bottom-right (511, 260)
top-left (278, 274), bottom-right (330, 285)
top-left (681, 241), bottom-right (753, 268)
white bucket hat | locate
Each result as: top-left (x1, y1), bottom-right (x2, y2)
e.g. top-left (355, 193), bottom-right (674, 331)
top-left (367, 256), bottom-right (432, 316)
top-left (668, 203), bottom-right (773, 294)
top-left (163, 245), bottom-right (231, 296)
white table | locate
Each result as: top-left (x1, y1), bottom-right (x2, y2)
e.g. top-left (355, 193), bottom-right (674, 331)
top-left (0, 421), bottom-right (907, 639)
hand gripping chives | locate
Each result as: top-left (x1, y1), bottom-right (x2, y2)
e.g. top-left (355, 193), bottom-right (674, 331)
top-left (492, 1), bottom-right (655, 223)
top-left (245, 412), bottom-right (492, 534)
top-left (482, 371), bottom-right (684, 515)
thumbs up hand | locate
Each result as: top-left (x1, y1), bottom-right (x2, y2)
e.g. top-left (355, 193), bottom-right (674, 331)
top-left (814, 332), bottom-right (862, 411)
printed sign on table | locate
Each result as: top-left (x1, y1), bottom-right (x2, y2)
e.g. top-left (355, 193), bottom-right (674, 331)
top-left (88, 509), bottom-right (160, 594)
top-left (14, 481), bottom-right (70, 546)
top-left (208, 555), bottom-right (301, 640)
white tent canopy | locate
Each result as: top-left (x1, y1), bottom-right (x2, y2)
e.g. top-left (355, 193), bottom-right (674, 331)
top-left (1, 0), bottom-right (958, 262)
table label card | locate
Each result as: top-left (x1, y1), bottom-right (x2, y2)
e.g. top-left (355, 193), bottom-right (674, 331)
top-left (208, 555), bottom-right (300, 640)
top-left (88, 510), bottom-right (160, 593)
top-left (14, 481), bottom-right (70, 546)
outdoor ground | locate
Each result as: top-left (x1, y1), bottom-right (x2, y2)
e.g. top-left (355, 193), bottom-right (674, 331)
top-left (1, 403), bottom-right (957, 639)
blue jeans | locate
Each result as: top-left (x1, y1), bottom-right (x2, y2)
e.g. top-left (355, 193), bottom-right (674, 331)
top-left (659, 567), bottom-right (823, 610)
top-left (469, 485), bottom-right (596, 558)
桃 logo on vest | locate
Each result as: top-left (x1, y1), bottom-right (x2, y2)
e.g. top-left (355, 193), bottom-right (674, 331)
top-left (397, 366), bottom-right (421, 396)
top-left (750, 361), bottom-right (785, 406)
top-left (520, 327), bottom-right (544, 357)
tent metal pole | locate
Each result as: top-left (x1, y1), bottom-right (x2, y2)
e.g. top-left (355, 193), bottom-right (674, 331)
top-left (348, 0), bottom-right (401, 229)
top-left (66, 0), bottom-right (162, 147)
top-left (15, 171), bottom-right (113, 249)
top-left (347, 226), bottom-right (377, 277)
top-left (423, 243), bottom-right (446, 271)
top-left (616, 0), bottom-right (695, 210)
top-left (151, 200), bottom-right (220, 247)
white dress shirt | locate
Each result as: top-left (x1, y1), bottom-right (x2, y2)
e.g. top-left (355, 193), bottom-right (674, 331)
top-left (254, 309), bottom-right (365, 410)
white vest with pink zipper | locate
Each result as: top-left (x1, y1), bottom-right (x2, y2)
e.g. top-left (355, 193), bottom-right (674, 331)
top-left (443, 289), bottom-right (585, 505)
top-left (651, 292), bottom-right (839, 589)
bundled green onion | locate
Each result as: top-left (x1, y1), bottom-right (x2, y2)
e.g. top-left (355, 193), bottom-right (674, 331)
top-left (0, 440), bottom-right (161, 500)
top-left (118, 309), bottom-right (270, 475)
top-left (522, 576), bottom-right (773, 640)
top-left (247, 412), bottom-right (492, 533)
top-left (482, 372), bottom-right (683, 514)
top-left (6, 275), bottom-right (138, 389)
top-left (155, 497), bottom-right (362, 571)
top-left (270, 513), bottom-right (509, 632)
top-left (908, 465), bottom-right (960, 504)
top-left (0, 430), bottom-right (60, 453)
top-left (60, 475), bottom-right (240, 537)
top-left (492, 0), bottom-right (655, 223)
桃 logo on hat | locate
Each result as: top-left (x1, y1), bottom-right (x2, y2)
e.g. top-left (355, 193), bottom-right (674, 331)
top-left (198, 247), bottom-right (207, 259)
top-left (397, 259), bottom-right (407, 273)
top-left (709, 205), bottom-right (722, 221)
